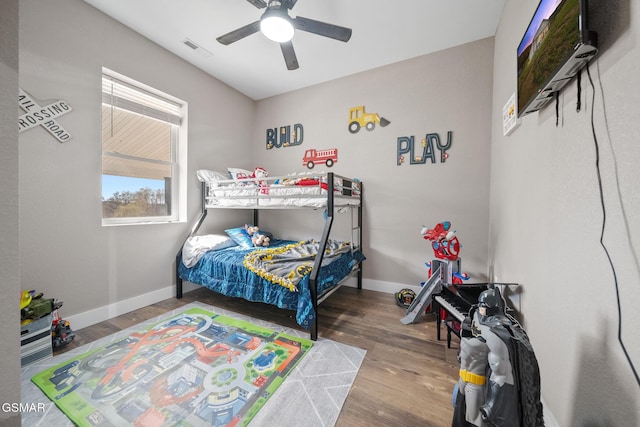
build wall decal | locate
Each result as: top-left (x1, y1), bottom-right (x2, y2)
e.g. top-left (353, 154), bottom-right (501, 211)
top-left (397, 132), bottom-right (452, 165)
top-left (266, 123), bottom-right (303, 149)
top-left (18, 88), bottom-right (73, 142)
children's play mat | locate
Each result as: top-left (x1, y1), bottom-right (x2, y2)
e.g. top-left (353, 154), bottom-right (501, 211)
top-left (31, 307), bottom-right (312, 426)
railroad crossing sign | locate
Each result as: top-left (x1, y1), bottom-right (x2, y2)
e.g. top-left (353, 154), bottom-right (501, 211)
top-left (18, 88), bottom-right (72, 142)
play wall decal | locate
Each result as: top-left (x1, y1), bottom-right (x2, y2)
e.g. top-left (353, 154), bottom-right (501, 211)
top-left (18, 88), bottom-right (73, 142)
top-left (397, 131), bottom-right (452, 165)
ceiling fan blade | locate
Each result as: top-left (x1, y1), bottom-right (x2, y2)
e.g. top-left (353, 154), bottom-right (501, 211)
top-left (280, 41), bottom-right (299, 70)
top-left (293, 16), bottom-right (352, 42)
top-left (281, 0), bottom-right (298, 10)
top-left (246, 0), bottom-right (267, 9)
top-left (216, 21), bottom-right (261, 45)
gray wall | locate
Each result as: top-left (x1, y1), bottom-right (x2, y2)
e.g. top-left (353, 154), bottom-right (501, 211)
top-left (19, 0), bottom-right (255, 329)
top-left (491, 0), bottom-right (640, 425)
top-left (253, 38), bottom-right (494, 291)
top-left (1, 0), bottom-right (21, 425)
top-left (16, 0), bottom-right (640, 424)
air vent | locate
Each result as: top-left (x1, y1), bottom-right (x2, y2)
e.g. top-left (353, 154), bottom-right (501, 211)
top-left (182, 38), bottom-right (213, 58)
top-left (184, 39), bottom-right (199, 50)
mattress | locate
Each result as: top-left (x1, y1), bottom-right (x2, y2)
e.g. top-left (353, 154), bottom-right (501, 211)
top-left (200, 171), bottom-right (361, 209)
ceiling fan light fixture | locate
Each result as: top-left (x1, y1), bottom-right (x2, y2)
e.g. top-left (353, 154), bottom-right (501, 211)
top-left (260, 10), bottom-right (294, 43)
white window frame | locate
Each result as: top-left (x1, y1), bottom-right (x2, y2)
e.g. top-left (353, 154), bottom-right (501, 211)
top-left (101, 68), bottom-right (188, 226)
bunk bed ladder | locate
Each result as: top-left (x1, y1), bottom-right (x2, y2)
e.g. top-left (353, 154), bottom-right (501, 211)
top-left (354, 181), bottom-right (363, 290)
top-left (175, 182), bottom-right (208, 299)
top-left (309, 173), bottom-right (335, 341)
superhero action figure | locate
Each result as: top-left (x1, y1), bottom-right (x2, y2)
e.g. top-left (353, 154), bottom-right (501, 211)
top-left (452, 287), bottom-right (544, 427)
top-left (421, 221), bottom-right (461, 261)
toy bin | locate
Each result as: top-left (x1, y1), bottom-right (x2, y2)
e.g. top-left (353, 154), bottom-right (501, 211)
top-left (20, 313), bottom-right (53, 367)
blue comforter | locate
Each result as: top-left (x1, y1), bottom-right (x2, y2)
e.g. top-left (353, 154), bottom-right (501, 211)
top-left (178, 239), bottom-right (365, 329)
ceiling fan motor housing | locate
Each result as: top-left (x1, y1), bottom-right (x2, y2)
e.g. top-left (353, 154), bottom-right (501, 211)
top-left (260, 3), bottom-right (295, 43)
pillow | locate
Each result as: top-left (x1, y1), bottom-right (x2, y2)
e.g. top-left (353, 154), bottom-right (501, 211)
top-left (182, 234), bottom-right (236, 267)
top-left (225, 227), bottom-right (275, 248)
top-left (225, 227), bottom-right (254, 248)
top-left (228, 167), bottom-right (253, 180)
top-left (296, 178), bottom-right (320, 186)
top-left (196, 169), bottom-right (229, 182)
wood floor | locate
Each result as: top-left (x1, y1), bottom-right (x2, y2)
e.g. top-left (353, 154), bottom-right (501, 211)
top-left (55, 286), bottom-right (461, 427)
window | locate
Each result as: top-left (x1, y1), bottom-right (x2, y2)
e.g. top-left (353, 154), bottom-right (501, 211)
top-left (101, 69), bottom-right (187, 225)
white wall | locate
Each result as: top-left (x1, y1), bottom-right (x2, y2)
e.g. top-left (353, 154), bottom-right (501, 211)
top-left (19, 0), bottom-right (256, 328)
top-left (253, 38), bottom-right (495, 292)
top-left (0, 0), bottom-right (21, 424)
top-left (491, 0), bottom-right (640, 425)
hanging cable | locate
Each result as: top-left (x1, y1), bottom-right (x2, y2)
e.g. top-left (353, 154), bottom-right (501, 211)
top-left (576, 69), bottom-right (582, 113)
top-left (586, 62), bottom-right (640, 389)
top-left (555, 91), bottom-right (560, 127)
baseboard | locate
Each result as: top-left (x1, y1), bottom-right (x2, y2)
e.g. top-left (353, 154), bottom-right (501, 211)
top-left (66, 278), bottom-right (410, 331)
top-left (542, 397), bottom-right (560, 427)
top-left (65, 286), bottom-right (175, 330)
top-left (346, 277), bottom-right (420, 295)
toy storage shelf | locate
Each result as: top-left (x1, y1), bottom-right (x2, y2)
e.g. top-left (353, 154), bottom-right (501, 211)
top-left (21, 314), bottom-right (53, 366)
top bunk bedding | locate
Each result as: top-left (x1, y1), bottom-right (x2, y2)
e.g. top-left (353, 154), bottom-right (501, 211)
top-left (197, 168), bottom-right (361, 209)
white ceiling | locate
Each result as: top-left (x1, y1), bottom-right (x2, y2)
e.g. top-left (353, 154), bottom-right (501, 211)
top-left (83, 0), bottom-right (505, 100)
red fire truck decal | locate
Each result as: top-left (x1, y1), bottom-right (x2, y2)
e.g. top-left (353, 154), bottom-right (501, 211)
top-left (302, 148), bottom-right (338, 169)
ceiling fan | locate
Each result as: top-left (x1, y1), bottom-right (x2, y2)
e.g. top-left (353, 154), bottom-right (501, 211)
top-left (216, 0), bottom-right (352, 70)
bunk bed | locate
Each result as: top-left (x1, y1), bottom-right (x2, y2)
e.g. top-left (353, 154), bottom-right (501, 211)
top-left (175, 170), bottom-right (364, 340)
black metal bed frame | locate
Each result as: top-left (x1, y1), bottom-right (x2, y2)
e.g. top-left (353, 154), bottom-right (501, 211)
top-left (175, 172), bottom-right (363, 340)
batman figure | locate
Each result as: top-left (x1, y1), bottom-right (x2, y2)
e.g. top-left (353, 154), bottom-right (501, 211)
top-left (452, 287), bottom-right (544, 427)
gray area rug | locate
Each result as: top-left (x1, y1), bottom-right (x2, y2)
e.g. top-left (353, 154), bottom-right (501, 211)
top-left (21, 302), bottom-right (366, 426)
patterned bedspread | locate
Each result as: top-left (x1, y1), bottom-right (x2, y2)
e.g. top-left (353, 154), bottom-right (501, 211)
top-left (178, 239), bottom-right (365, 329)
top-left (243, 240), bottom-right (352, 292)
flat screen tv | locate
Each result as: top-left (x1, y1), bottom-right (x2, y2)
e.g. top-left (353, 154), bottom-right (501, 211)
top-left (517, 0), bottom-right (597, 117)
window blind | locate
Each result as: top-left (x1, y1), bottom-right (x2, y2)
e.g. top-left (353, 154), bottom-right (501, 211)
top-left (102, 74), bottom-right (182, 126)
